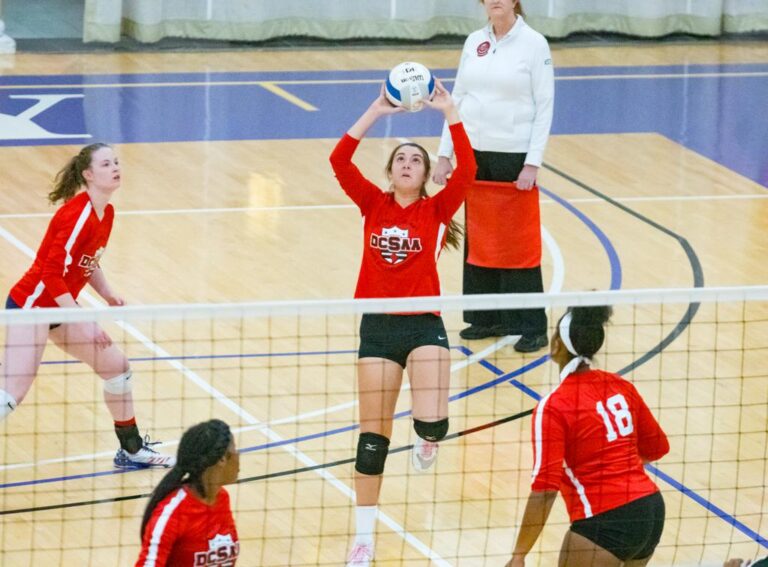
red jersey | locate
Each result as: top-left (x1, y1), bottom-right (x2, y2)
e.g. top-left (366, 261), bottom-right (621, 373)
top-left (530, 368), bottom-right (669, 522)
top-left (136, 486), bottom-right (239, 567)
top-left (10, 191), bottom-right (114, 308)
top-left (329, 122), bottom-right (476, 300)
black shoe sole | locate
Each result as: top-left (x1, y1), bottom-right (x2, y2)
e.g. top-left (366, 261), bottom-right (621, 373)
top-left (514, 335), bottom-right (548, 353)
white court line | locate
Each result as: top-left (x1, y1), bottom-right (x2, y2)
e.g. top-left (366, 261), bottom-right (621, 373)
top-left (0, 70), bottom-right (766, 91)
top-left (0, 337), bottom-right (518, 472)
top-left (0, 193), bottom-right (766, 220)
top-left (0, 204), bottom-right (356, 219)
top-left (541, 193), bottom-right (768, 205)
top-left (542, 227), bottom-right (564, 294)
top-left (0, 223), bottom-right (451, 566)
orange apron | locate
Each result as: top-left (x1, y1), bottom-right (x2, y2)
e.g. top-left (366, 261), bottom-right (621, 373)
top-left (465, 180), bottom-right (542, 269)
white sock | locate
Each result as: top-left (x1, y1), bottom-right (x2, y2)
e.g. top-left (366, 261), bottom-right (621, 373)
top-left (354, 505), bottom-right (378, 545)
top-left (0, 390), bottom-right (18, 421)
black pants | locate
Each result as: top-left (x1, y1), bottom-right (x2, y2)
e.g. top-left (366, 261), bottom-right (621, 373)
top-left (570, 492), bottom-right (665, 562)
top-left (358, 314), bottom-right (449, 368)
top-left (463, 150), bottom-right (547, 336)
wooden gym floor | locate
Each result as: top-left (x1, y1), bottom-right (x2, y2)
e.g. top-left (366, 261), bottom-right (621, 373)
top-left (0, 40), bottom-right (767, 565)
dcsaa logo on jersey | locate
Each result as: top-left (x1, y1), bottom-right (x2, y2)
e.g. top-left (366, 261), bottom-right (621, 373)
top-left (78, 246), bottom-right (105, 278)
top-left (370, 226), bottom-right (422, 265)
top-left (193, 533), bottom-right (239, 566)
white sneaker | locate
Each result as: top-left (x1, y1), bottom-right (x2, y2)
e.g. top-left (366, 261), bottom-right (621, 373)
top-left (346, 542), bottom-right (374, 567)
top-left (114, 436), bottom-right (176, 469)
top-left (412, 437), bottom-right (439, 472)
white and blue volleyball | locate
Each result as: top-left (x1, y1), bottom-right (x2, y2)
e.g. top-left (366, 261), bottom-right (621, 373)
top-left (385, 62), bottom-right (436, 112)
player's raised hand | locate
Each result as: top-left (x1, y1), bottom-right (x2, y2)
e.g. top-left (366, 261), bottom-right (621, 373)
top-left (423, 79), bottom-right (453, 112)
top-left (425, 79), bottom-right (460, 124)
top-left (370, 83), bottom-right (406, 115)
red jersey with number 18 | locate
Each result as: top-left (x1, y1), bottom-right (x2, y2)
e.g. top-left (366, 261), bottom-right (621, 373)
top-left (329, 122), bottom-right (476, 300)
top-left (135, 486), bottom-right (239, 567)
top-left (530, 368), bottom-right (669, 522)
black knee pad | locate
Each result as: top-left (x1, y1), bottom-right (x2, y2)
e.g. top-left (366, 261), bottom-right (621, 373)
top-left (355, 432), bottom-right (390, 476)
top-left (413, 418), bottom-right (449, 442)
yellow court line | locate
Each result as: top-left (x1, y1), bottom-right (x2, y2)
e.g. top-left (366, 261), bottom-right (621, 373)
top-left (0, 71), bottom-right (766, 91)
top-left (259, 81), bottom-right (317, 111)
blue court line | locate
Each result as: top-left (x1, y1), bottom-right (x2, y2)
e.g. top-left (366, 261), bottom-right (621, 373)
top-left (452, 345), bottom-right (546, 402)
top-left (1, 350), bottom-right (546, 485)
top-left (1, 62), bottom-right (766, 86)
top-left (238, 354), bottom-right (551, 454)
top-left (470, 351), bottom-right (768, 547)
top-left (647, 464), bottom-right (768, 547)
top-left (0, 468), bottom-right (130, 489)
top-left (540, 187), bottom-right (622, 290)
top-left (2, 180), bottom-right (615, 488)
top-left (37, 184), bottom-right (617, 369)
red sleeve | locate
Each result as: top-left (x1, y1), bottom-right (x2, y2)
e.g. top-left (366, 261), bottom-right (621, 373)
top-left (633, 387), bottom-right (669, 462)
top-left (530, 396), bottom-right (567, 492)
top-left (329, 134), bottom-right (384, 215)
top-left (432, 122), bottom-right (477, 222)
top-left (40, 208), bottom-right (78, 300)
top-left (134, 499), bottom-right (181, 567)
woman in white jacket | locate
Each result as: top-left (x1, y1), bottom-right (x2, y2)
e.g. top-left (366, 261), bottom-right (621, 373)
top-left (434, 0), bottom-right (554, 352)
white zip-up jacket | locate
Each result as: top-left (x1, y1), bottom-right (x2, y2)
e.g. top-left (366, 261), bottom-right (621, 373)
top-left (438, 16), bottom-right (554, 167)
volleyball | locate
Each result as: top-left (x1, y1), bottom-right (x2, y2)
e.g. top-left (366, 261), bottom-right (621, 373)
top-left (385, 62), bottom-right (436, 112)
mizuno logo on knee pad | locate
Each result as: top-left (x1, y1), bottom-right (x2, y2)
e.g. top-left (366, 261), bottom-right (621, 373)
top-left (355, 432), bottom-right (390, 476)
top-left (413, 418), bottom-right (449, 442)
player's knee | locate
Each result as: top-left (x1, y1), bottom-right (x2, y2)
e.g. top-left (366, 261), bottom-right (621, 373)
top-left (413, 418), bottom-right (448, 442)
top-left (103, 370), bottom-right (133, 395)
top-left (355, 432), bottom-right (390, 476)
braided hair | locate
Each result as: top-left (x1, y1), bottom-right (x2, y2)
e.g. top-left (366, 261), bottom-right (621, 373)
top-left (140, 419), bottom-right (233, 539)
top-left (48, 143), bottom-right (111, 204)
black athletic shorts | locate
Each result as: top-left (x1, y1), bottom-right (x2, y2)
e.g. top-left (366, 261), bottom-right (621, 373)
top-left (5, 295), bottom-right (61, 330)
top-left (570, 491), bottom-right (665, 561)
top-left (358, 313), bottom-right (450, 368)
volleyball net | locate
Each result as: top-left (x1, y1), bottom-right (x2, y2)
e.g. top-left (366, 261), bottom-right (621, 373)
top-left (1, 286), bottom-right (766, 566)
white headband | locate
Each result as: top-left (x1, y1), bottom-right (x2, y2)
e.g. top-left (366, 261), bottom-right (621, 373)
top-left (558, 311), bottom-right (591, 381)
top-left (558, 311), bottom-right (578, 355)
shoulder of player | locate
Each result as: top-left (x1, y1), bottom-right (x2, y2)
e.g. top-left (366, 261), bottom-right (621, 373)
top-left (50, 192), bottom-right (89, 223)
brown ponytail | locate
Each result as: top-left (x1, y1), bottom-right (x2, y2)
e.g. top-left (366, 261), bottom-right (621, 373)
top-left (48, 143), bottom-right (111, 204)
